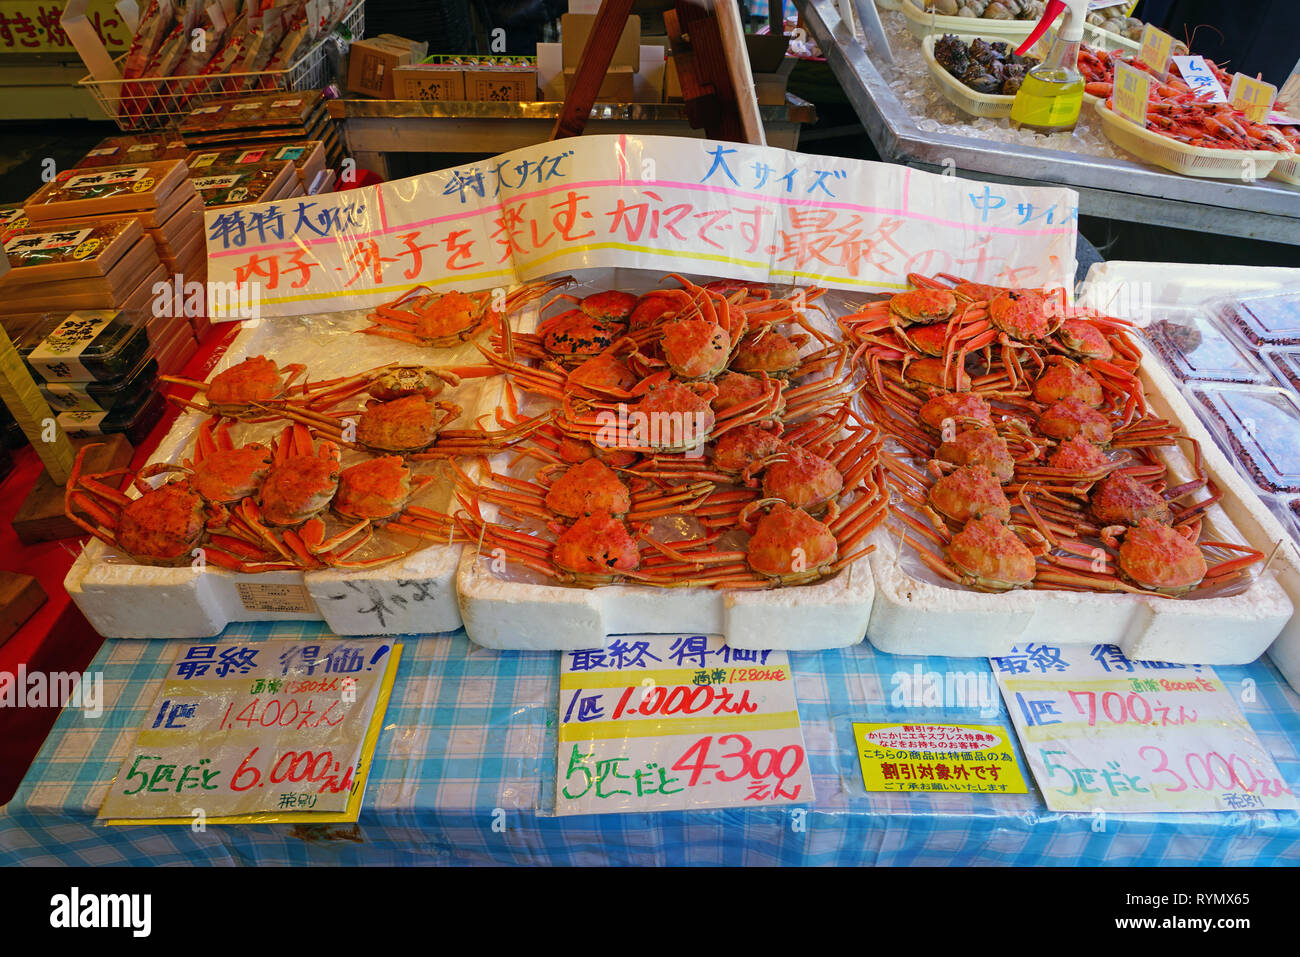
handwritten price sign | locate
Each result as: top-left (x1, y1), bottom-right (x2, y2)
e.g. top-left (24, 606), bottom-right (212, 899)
top-left (99, 638), bottom-right (397, 824)
top-left (993, 643), bottom-right (1296, 813)
top-left (203, 134), bottom-right (1079, 319)
top-left (556, 634), bottom-right (813, 815)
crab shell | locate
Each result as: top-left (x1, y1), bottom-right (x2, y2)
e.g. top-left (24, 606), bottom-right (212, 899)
top-left (540, 309), bottom-right (626, 357)
top-left (989, 289), bottom-right (1053, 341)
top-left (1117, 518), bottom-right (1206, 595)
top-left (544, 458), bottom-right (631, 518)
top-left (578, 290), bottom-right (639, 322)
top-left (1032, 358), bottom-right (1103, 408)
top-left (1056, 318), bottom-right (1114, 361)
top-left (568, 351), bottom-right (639, 395)
top-left (1037, 398), bottom-right (1113, 444)
top-left (206, 356), bottom-right (288, 414)
top-left (660, 318), bottom-right (731, 380)
top-left (710, 424), bottom-right (787, 475)
top-left (762, 447), bottom-right (844, 512)
top-left (901, 322), bottom-right (951, 357)
top-left (947, 515), bottom-right (1036, 591)
top-left (628, 290), bottom-right (690, 331)
top-left (552, 512), bottom-right (640, 582)
top-left (192, 443), bottom-right (273, 505)
top-left (117, 481), bottom-right (207, 566)
top-left (730, 329), bottom-right (802, 376)
top-left (905, 357), bottom-right (971, 392)
top-left (260, 446), bottom-right (342, 527)
top-left (1090, 472), bottom-right (1172, 527)
top-left (890, 289), bottom-right (956, 325)
top-left (953, 282), bottom-right (1005, 303)
top-left (746, 503), bottom-right (838, 583)
top-left (712, 371), bottom-right (777, 415)
top-left (929, 464), bottom-right (1011, 524)
top-left (919, 391), bottom-right (993, 431)
top-left (414, 290), bottom-right (498, 341)
top-left (333, 456), bottom-right (413, 522)
top-left (357, 395), bottom-right (457, 454)
top-left (628, 379), bottom-right (717, 453)
top-left (368, 366), bottom-right (453, 401)
top-left (1049, 435), bottom-right (1111, 472)
top-left (936, 426), bottom-right (1014, 483)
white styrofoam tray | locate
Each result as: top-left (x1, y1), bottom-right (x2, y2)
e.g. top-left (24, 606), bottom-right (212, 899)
top-left (64, 306), bottom-right (512, 638)
top-left (456, 268), bottom-right (877, 651)
top-left (863, 261), bottom-right (1300, 663)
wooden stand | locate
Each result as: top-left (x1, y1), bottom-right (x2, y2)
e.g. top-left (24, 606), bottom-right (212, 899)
top-left (12, 433), bottom-right (134, 546)
top-left (552, 0), bottom-right (765, 145)
top-left (0, 571), bottom-right (47, 646)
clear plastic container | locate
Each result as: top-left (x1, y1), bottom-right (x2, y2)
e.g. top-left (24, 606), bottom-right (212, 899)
top-left (1262, 350), bottom-right (1300, 397)
top-left (56, 387), bottom-right (165, 444)
top-left (19, 309), bottom-right (150, 384)
top-left (39, 353), bottom-right (158, 414)
top-left (1144, 312), bottom-right (1272, 384)
top-left (1212, 290), bottom-right (1300, 347)
top-left (1192, 384), bottom-right (1300, 495)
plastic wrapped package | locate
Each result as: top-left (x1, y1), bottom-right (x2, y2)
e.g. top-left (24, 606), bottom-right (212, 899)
top-left (1143, 310), bottom-right (1272, 384)
top-left (18, 310), bottom-right (151, 384)
top-left (1212, 287), bottom-right (1300, 347)
top-left (1192, 384), bottom-right (1300, 495)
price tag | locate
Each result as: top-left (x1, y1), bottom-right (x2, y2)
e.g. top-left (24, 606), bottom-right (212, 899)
top-left (1112, 60), bottom-right (1152, 126)
top-left (993, 643), bottom-right (1297, 813)
top-left (556, 634), bottom-right (813, 815)
top-left (1229, 72), bottom-right (1277, 123)
top-left (99, 638), bottom-right (399, 824)
top-left (1137, 23), bottom-right (1175, 76)
top-left (1171, 55), bottom-right (1227, 103)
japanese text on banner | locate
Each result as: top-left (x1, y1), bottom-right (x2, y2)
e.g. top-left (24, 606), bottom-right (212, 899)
top-left (204, 135), bottom-right (1079, 318)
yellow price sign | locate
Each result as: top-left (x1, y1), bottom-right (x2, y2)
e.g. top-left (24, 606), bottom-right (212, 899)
top-left (1228, 72), bottom-right (1276, 123)
top-left (1112, 60), bottom-right (1152, 127)
top-left (854, 722), bottom-right (1029, 795)
top-left (1137, 23), bottom-right (1175, 76)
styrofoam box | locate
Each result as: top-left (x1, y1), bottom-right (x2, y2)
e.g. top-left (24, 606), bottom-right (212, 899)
top-left (866, 261), bottom-right (1300, 664)
top-left (456, 268), bottom-right (877, 651)
top-left (63, 307), bottom-right (508, 638)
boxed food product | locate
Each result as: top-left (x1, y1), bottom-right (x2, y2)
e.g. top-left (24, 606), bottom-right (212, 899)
top-left (1213, 289), bottom-right (1300, 346)
top-left (347, 35), bottom-right (429, 98)
top-left (23, 161), bottom-right (191, 223)
top-left (393, 65), bottom-right (467, 101)
top-left (1144, 311), bottom-right (1272, 384)
top-left (58, 388), bottom-right (167, 444)
top-left (191, 161), bottom-right (296, 207)
top-left (40, 352), bottom-right (159, 415)
top-left (20, 310), bottom-right (151, 384)
top-left (1193, 383), bottom-right (1300, 495)
top-left (1, 218), bottom-right (146, 285)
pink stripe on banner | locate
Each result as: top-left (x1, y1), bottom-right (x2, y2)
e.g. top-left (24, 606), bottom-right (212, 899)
top-left (209, 174), bottom-right (1070, 259)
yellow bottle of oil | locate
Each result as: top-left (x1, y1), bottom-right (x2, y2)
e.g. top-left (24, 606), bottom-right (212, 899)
top-left (1008, 0), bottom-right (1087, 134)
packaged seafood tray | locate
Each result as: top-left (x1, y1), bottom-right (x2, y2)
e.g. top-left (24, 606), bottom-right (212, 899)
top-left (1093, 99), bottom-right (1282, 179)
top-left (1081, 261), bottom-right (1300, 691)
top-left (455, 270), bottom-right (879, 652)
top-left (63, 305), bottom-right (513, 639)
top-left (1211, 287), bottom-right (1300, 348)
top-left (922, 33), bottom-right (1050, 119)
top-left (1191, 384), bottom-right (1300, 496)
top-left (1141, 310), bottom-right (1273, 385)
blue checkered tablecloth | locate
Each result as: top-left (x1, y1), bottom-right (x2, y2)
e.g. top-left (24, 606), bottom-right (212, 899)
top-left (2, 622), bottom-right (1299, 866)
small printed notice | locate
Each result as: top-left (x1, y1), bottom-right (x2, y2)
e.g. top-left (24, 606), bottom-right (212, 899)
top-left (235, 582), bottom-right (318, 615)
top-left (99, 638), bottom-right (399, 824)
top-left (1112, 60), bottom-right (1152, 126)
top-left (993, 643), bottom-right (1297, 813)
top-left (1172, 55), bottom-right (1227, 103)
top-left (556, 634), bottom-right (813, 815)
top-left (854, 723), bottom-right (1029, 794)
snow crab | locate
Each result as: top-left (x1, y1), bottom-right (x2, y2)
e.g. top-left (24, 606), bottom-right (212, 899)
top-left (165, 355), bottom-right (309, 420)
top-left (362, 278), bottom-right (567, 349)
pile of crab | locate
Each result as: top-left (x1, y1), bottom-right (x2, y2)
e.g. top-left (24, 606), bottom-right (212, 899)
top-left (416, 274), bottom-right (892, 589)
top-left (66, 354), bottom-right (554, 572)
top-left (842, 273), bottom-right (1266, 597)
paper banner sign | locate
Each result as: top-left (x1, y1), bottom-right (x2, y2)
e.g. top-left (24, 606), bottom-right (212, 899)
top-left (993, 643), bottom-right (1297, 814)
top-left (203, 134), bottom-right (1079, 318)
top-left (99, 638), bottom-right (398, 824)
top-left (556, 634), bottom-right (813, 815)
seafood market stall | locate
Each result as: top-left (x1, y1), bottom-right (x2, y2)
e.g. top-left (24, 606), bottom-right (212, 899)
top-left (794, 0), bottom-right (1300, 245)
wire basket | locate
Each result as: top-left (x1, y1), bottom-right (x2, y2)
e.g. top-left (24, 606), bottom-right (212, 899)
top-left (1093, 98), bottom-right (1282, 179)
top-left (78, 2), bottom-right (363, 132)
